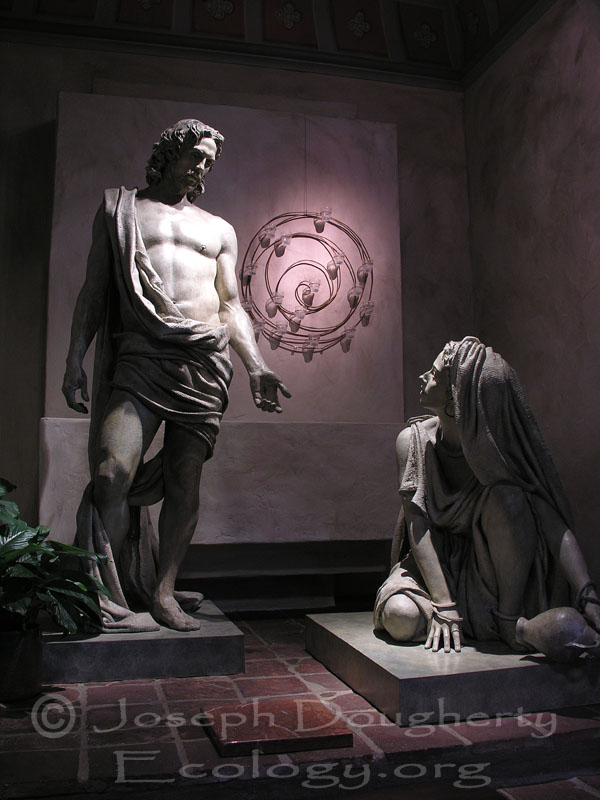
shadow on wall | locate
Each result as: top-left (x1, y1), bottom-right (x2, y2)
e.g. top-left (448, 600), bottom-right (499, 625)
top-left (0, 121), bottom-right (56, 524)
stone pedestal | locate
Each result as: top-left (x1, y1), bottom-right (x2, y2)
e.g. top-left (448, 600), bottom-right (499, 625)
top-left (305, 611), bottom-right (600, 725)
top-left (42, 601), bottom-right (244, 683)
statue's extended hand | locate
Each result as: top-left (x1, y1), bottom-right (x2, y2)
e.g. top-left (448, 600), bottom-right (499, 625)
top-left (62, 363), bottom-right (90, 414)
top-left (249, 369), bottom-right (291, 413)
top-left (425, 607), bottom-right (462, 653)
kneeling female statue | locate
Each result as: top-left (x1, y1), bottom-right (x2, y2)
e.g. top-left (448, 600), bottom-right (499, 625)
top-left (374, 336), bottom-right (600, 657)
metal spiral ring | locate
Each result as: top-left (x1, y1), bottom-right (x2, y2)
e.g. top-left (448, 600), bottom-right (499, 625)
top-left (240, 211), bottom-right (374, 360)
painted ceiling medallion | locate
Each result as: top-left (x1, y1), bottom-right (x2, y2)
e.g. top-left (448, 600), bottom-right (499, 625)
top-left (347, 10), bottom-right (371, 39)
top-left (276, 1), bottom-right (302, 30)
top-left (204, 0), bottom-right (234, 20)
top-left (413, 23), bottom-right (437, 48)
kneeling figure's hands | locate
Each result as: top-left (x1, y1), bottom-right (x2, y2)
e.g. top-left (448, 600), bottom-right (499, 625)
top-left (425, 607), bottom-right (462, 653)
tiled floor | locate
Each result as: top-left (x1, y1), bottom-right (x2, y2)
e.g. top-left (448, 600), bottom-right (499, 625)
top-left (1, 615), bottom-right (599, 799)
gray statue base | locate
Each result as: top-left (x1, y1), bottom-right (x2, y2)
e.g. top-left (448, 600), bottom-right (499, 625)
top-left (305, 612), bottom-right (600, 725)
top-left (42, 601), bottom-right (244, 683)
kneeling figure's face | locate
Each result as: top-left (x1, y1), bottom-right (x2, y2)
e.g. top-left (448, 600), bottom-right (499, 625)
top-left (419, 351), bottom-right (449, 413)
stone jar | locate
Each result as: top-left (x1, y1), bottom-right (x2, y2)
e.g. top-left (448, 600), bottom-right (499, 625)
top-left (515, 607), bottom-right (600, 663)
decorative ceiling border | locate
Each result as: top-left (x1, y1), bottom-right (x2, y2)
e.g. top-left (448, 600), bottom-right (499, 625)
top-left (1, 0), bottom-right (560, 89)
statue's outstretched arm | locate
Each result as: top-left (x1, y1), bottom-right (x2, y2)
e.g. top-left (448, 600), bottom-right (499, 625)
top-left (406, 506), bottom-right (463, 653)
top-left (215, 221), bottom-right (291, 413)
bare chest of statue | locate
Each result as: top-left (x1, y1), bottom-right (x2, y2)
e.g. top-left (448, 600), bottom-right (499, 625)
top-left (134, 197), bottom-right (223, 323)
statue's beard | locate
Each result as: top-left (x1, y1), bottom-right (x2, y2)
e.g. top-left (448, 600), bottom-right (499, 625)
top-left (186, 174), bottom-right (206, 202)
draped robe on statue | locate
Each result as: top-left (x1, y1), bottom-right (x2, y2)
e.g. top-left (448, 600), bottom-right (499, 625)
top-left (374, 338), bottom-right (571, 641)
top-left (76, 187), bottom-right (232, 632)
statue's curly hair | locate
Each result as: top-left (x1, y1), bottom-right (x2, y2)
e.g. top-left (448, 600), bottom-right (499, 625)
top-left (145, 119), bottom-right (224, 201)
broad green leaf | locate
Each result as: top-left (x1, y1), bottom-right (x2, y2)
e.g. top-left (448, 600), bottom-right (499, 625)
top-left (0, 478), bottom-right (16, 498)
top-left (0, 526), bottom-right (40, 554)
top-left (48, 541), bottom-right (107, 563)
top-left (2, 597), bottom-right (31, 615)
top-left (0, 501), bottom-right (19, 518)
top-left (52, 590), bottom-right (103, 619)
top-left (36, 592), bottom-right (78, 634)
top-left (6, 564), bottom-right (40, 579)
top-left (53, 570), bottom-right (111, 597)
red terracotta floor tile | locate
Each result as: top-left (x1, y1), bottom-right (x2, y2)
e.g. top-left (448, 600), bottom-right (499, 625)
top-left (233, 658), bottom-right (292, 678)
top-left (300, 672), bottom-right (351, 693)
top-left (0, 748), bottom-right (80, 783)
top-left (288, 656), bottom-right (331, 674)
top-left (86, 702), bottom-right (165, 733)
top-left (87, 724), bottom-right (176, 748)
top-left (579, 774), bottom-right (600, 789)
top-left (86, 680), bottom-right (159, 705)
top-left (0, 709), bottom-right (61, 737)
top-left (241, 633), bottom-right (268, 647)
top-left (234, 675), bottom-right (309, 698)
top-left (181, 738), bottom-right (283, 775)
top-left (1, 731), bottom-right (82, 752)
top-left (40, 684), bottom-right (83, 704)
top-left (333, 707), bottom-right (391, 728)
top-left (0, 689), bottom-right (81, 713)
top-left (330, 779), bottom-right (500, 799)
top-left (247, 618), bottom-right (304, 634)
top-left (224, 750), bottom-right (293, 770)
top-left (0, 698), bottom-right (82, 737)
top-left (161, 677), bottom-right (238, 701)
top-left (359, 722), bottom-right (464, 753)
top-left (244, 643), bottom-right (277, 660)
top-left (178, 735), bottom-right (222, 770)
top-left (541, 706), bottom-right (600, 736)
top-left (177, 723), bottom-right (219, 742)
top-left (255, 632), bottom-right (306, 646)
top-left (87, 742), bottom-right (183, 781)
top-left (499, 777), bottom-right (600, 799)
top-left (286, 736), bottom-right (375, 762)
top-left (198, 697), bottom-right (353, 756)
top-left (165, 697), bottom-right (232, 716)
top-left (323, 693), bottom-right (381, 713)
top-left (267, 642), bottom-right (308, 657)
top-left (85, 677), bottom-right (157, 687)
top-left (443, 713), bottom-right (559, 745)
top-left (161, 702), bottom-right (234, 745)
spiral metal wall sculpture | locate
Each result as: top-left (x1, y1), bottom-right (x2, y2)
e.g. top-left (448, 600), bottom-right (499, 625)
top-left (240, 209), bottom-right (374, 362)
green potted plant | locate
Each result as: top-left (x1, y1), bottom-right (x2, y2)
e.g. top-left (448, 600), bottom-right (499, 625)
top-left (0, 477), bottom-right (109, 701)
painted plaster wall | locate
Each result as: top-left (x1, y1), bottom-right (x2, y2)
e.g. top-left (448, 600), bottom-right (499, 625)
top-left (464, 0), bottom-right (600, 580)
top-left (0, 41), bottom-right (472, 524)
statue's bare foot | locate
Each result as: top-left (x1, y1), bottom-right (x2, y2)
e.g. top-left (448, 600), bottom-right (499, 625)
top-left (151, 595), bottom-right (202, 631)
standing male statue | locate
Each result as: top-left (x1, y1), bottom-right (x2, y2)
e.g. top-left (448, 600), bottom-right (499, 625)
top-left (63, 119), bottom-right (290, 632)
